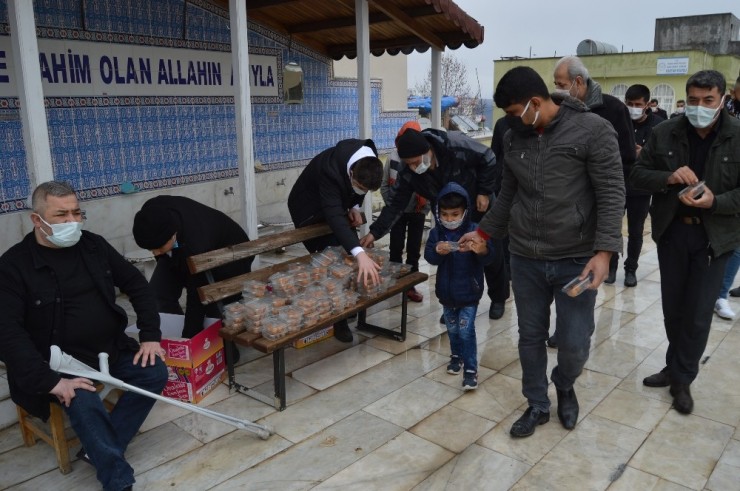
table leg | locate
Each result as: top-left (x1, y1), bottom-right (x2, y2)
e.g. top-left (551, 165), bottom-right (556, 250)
top-left (273, 349), bottom-right (286, 411)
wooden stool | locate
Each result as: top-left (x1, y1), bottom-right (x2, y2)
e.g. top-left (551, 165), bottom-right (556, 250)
top-left (16, 386), bottom-right (119, 474)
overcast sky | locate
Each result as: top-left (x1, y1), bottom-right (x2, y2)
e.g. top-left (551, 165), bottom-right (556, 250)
top-left (407, 0), bottom-right (739, 99)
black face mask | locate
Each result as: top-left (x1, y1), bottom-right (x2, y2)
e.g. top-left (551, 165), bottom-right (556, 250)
top-left (505, 114), bottom-right (530, 133)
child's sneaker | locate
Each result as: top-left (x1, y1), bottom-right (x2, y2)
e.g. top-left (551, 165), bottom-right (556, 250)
top-left (447, 356), bottom-right (462, 375)
top-left (462, 371), bottom-right (478, 390)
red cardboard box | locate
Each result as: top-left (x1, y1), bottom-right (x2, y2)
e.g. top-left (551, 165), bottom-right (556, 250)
top-left (163, 349), bottom-right (226, 403)
top-left (126, 314), bottom-right (225, 403)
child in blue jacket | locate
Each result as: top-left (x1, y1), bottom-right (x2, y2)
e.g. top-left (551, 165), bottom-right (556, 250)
top-left (424, 182), bottom-right (495, 389)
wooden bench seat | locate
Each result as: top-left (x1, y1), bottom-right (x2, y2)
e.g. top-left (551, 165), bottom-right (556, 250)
top-left (188, 222), bottom-right (428, 410)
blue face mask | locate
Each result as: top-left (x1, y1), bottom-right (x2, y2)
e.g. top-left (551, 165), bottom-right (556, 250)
top-left (38, 216), bottom-right (83, 248)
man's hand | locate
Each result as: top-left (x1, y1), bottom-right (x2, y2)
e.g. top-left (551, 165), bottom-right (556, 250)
top-left (476, 194), bottom-right (490, 213)
top-left (356, 251), bottom-right (381, 287)
top-left (666, 165), bottom-right (698, 186)
top-left (466, 239), bottom-right (488, 256)
top-left (435, 242), bottom-right (453, 255)
top-left (135, 341), bottom-right (165, 367)
top-left (50, 377), bottom-right (96, 407)
top-left (678, 185), bottom-right (715, 209)
top-left (459, 230), bottom-right (484, 250)
top-left (581, 251), bottom-right (612, 288)
top-left (348, 209), bottom-right (363, 227)
top-left (359, 233), bottom-right (376, 248)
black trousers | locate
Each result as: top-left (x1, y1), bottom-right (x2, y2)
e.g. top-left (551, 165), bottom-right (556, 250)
top-left (388, 212), bottom-right (426, 272)
top-left (657, 220), bottom-right (730, 384)
top-left (610, 194), bottom-right (651, 272)
top-left (472, 209), bottom-right (510, 304)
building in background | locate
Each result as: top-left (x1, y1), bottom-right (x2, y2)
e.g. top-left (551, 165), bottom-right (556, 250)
top-left (492, 13), bottom-right (740, 121)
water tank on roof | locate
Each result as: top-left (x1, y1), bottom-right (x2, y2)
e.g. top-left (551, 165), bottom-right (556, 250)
top-left (576, 39), bottom-right (618, 56)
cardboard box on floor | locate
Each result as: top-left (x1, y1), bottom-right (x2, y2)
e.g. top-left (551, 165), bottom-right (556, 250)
top-left (126, 313), bottom-right (225, 403)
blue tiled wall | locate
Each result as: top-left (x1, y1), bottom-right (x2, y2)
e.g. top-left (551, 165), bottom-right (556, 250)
top-left (0, 0), bottom-right (414, 213)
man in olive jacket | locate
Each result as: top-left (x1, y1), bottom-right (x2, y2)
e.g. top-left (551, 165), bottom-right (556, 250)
top-left (462, 67), bottom-right (624, 438)
top-left (630, 70), bottom-right (740, 415)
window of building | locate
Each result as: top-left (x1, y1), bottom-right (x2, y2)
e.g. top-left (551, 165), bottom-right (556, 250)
top-left (652, 84), bottom-right (676, 114)
top-left (610, 84), bottom-right (629, 102)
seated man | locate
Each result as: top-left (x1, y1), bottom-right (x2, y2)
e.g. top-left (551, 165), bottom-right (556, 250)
top-left (133, 195), bottom-right (254, 339)
top-left (0, 181), bottom-right (168, 491)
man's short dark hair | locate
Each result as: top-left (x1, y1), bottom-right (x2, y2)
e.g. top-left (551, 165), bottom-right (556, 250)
top-left (351, 157), bottom-right (383, 190)
top-left (676, 99), bottom-right (685, 104)
top-left (625, 84), bottom-right (650, 104)
top-left (438, 192), bottom-right (466, 212)
top-left (31, 181), bottom-right (76, 213)
top-left (686, 70), bottom-right (726, 95)
top-left (494, 66), bottom-right (550, 109)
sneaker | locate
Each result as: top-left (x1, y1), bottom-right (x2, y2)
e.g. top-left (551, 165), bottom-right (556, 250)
top-left (76, 448), bottom-right (92, 466)
top-left (714, 298), bottom-right (735, 320)
top-left (462, 371), bottom-right (478, 390)
top-left (447, 356), bottom-right (462, 375)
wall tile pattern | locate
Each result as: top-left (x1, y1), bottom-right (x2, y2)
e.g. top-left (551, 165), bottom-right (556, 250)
top-left (0, 0), bottom-right (415, 214)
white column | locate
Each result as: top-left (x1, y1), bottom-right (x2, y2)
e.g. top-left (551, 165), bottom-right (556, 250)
top-left (431, 48), bottom-right (442, 129)
top-left (229, 0), bottom-right (258, 243)
top-left (8, 0), bottom-right (53, 186)
top-left (355, 0), bottom-right (372, 235)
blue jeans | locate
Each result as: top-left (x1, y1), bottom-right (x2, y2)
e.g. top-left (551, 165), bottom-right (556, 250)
top-left (62, 350), bottom-right (168, 491)
top-left (510, 254), bottom-right (597, 412)
top-left (719, 248), bottom-right (740, 299)
top-left (443, 304), bottom-right (478, 373)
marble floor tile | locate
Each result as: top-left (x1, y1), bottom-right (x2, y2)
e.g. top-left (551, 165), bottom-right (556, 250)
top-left (406, 312), bottom-right (447, 339)
top-left (585, 338), bottom-right (653, 379)
top-left (591, 306), bottom-right (637, 347)
top-left (0, 422), bottom-right (24, 454)
top-left (133, 430), bottom-right (291, 490)
top-left (630, 412), bottom-right (734, 490)
top-left (450, 373), bottom-right (525, 423)
top-left (312, 431), bottom-right (454, 491)
top-left (687, 365), bottom-right (740, 427)
top-left (607, 465), bottom-right (693, 491)
top-left (476, 409), bottom-right (570, 466)
top-left (263, 349), bottom-right (448, 443)
top-left (601, 279), bottom-right (662, 315)
top-left (364, 331), bottom-right (429, 355)
top-left (291, 344), bottom-right (394, 390)
top-left (364, 377), bottom-right (461, 429)
top-left (608, 314), bottom-right (670, 350)
top-left (211, 411), bottom-right (404, 491)
top-left (410, 405), bottom-right (496, 453)
top-left (705, 437), bottom-right (740, 491)
top-left (412, 443), bottom-right (530, 490)
top-left (591, 388), bottom-right (671, 432)
top-left (172, 393), bottom-right (276, 444)
top-left (424, 363), bottom-right (495, 391)
top-left (253, 375), bottom-right (317, 406)
top-left (570, 370), bottom-right (624, 424)
top-left (511, 414), bottom-right (647, 491)
top-left (478, 327), bottom-right (521, 371)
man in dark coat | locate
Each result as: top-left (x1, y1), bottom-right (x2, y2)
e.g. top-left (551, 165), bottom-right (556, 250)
top-left (133, 195), bottom-right (253, 338)
top-left (288, 138), bottom-right (384, 342)
top-left (0, 181), bottom-right (167, 491)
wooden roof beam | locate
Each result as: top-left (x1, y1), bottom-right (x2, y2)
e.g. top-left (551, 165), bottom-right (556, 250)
top-left (370, 0), bottom-right (445, 50)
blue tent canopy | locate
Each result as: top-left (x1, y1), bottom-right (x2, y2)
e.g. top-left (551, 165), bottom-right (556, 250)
top-left (407, 96), bottom-right (459, 112)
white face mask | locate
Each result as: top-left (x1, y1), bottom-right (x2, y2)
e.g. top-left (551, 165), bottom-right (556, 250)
top-left (628, 106), bottom-right (646, 121)
top-left (553, 79), bottom-right (575, 98)
top-left (521, 99), bottom-right (540, 127)
top-left (414, 153), bottom-right (432, 175)
top-left (675, 107), bottom-right (685, 114)
top-left (685, 97), bottom-right (724, 129)
top-left (441, 211), bottom-right (466, 230)
top-left (38, 216), bottom-right (83, 248)
top-left (352, 184), bottom-right (367, 195)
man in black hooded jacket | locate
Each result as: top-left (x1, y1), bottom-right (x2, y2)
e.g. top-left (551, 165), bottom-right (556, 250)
top-left (288, 138), bottom-right (384, 342)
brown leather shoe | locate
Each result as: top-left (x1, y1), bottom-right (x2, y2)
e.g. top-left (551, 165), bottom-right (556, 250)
top-left (406, 288), bottom-right (423, 303)
top-left (670, 383), bottom-right (694, 414)
top-left (643, 369), bottom-right (670, 387)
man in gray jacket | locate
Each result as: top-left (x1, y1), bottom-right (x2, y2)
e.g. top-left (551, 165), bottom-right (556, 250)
top-left (462, 67), bottom-right (624, 438)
